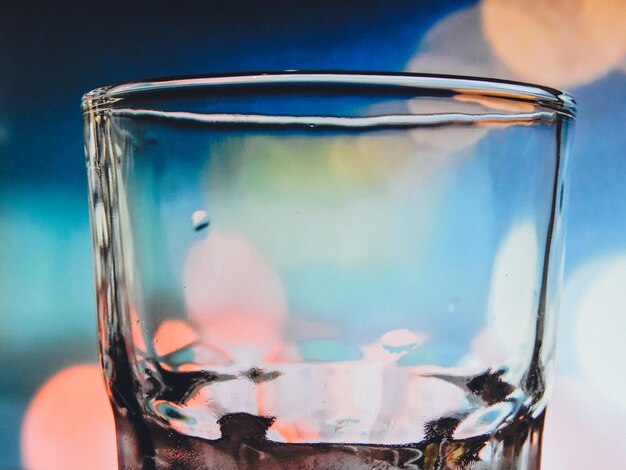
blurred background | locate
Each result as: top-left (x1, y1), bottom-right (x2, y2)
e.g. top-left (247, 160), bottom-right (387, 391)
top-left (1, 1), bottom-right (625, 468)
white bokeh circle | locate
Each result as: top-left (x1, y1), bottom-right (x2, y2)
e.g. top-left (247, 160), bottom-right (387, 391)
top-left (573, 254), bottom-right (626, 410)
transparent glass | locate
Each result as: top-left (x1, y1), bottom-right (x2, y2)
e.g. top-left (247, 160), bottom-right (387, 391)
top-left (82, 72), bottom-right (575, 469)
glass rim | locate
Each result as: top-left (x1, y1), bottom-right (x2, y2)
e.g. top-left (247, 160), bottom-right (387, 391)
top-left (82, 70), bottom-right (577, 119)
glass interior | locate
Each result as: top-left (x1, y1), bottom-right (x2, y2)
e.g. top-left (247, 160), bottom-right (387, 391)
top-left (84, 73), bottom-right (575, 468)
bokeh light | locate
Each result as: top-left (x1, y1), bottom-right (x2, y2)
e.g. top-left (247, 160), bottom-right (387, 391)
top-left (153, 319), bottom-right (200, 357)
top-left (21, 364), bottom-right (116, 470)
top-left (487, 222), bottom-right (539, 364)
top-left (183, 232), bottom-right (287, 355)
top-left (543, 376), bottom-right (626, 469)
top-left (572, 254), bottom-right (626, 411)
top-left (481, 0), bottom-right (626, 87)
top-left (406, 5), bottom-right (511, 79)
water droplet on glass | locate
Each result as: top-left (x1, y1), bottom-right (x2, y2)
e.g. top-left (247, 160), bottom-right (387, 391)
top-left (191, 210), bottom-right (210, 231)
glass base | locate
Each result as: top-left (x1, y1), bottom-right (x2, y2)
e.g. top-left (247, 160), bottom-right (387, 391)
top-left (113, 408), bottom-right (544, 469)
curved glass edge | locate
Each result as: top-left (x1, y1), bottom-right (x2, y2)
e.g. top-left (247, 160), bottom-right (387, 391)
top-left (81, 71), bottom-right (577, 120)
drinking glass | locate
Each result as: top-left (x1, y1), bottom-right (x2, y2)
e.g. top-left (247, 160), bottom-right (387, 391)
top-left (82, 72), bottom-right (575, 469)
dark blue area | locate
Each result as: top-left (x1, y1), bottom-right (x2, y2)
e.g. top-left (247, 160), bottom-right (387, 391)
top-left (0, 0), bottom-right (474, 186)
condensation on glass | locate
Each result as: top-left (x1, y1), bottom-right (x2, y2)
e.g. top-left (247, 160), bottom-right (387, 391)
top-left (83, 72), bottom-right (575, 469)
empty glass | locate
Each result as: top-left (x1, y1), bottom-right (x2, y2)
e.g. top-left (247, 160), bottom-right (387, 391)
top-left (83, 72), bottom-right (575, 469)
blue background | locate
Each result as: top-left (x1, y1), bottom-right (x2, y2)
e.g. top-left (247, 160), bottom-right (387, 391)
top-left (1, 1), bottom-right (625, 468)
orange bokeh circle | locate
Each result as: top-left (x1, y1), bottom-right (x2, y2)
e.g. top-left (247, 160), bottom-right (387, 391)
top-left (21, 364), bottom-right (117, 470)
top-left (482, 0), bottom-right (626, 87)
